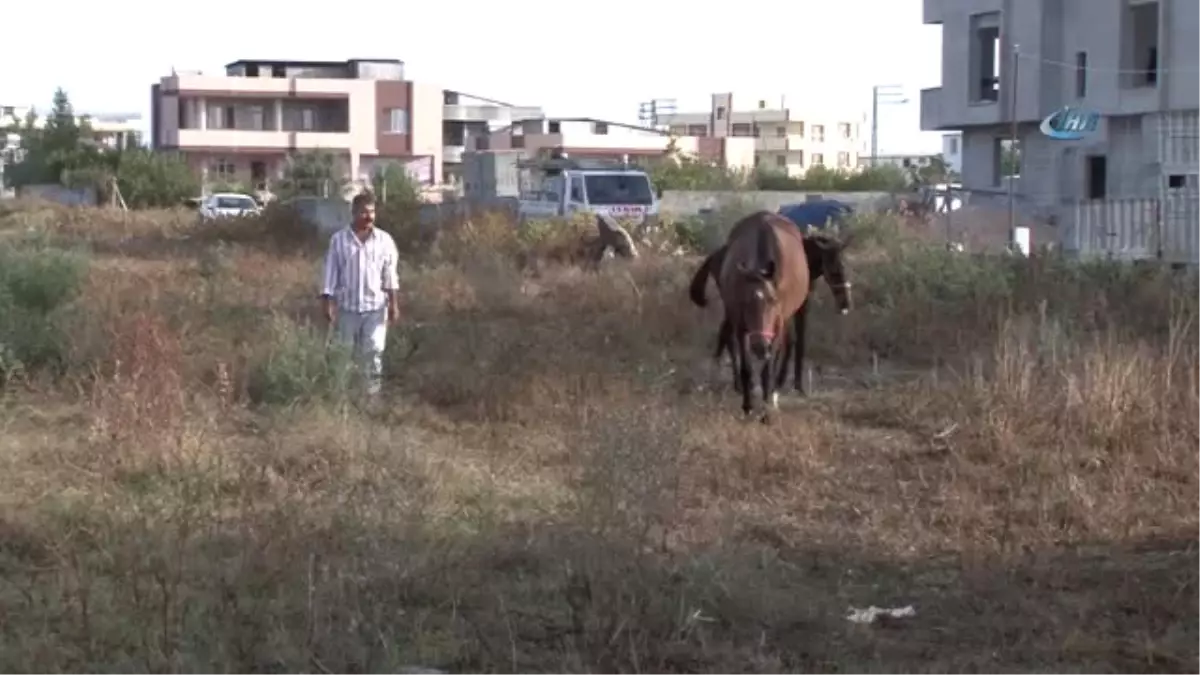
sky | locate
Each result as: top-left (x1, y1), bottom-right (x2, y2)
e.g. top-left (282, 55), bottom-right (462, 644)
top-left (3, 0), bottom-right (945, 155)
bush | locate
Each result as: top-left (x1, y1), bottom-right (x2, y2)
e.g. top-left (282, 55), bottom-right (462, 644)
top-left (0, 243), bottom-right (89, 379)
top-left (115, 148), bottom-right (199, 208)
top-left (245, 314), bottom-right (355, 405)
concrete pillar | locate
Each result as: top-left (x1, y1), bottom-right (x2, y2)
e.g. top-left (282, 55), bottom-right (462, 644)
top-left (197, 97), bottom-right (207, 130)
top-left (273, 99), bottom-right (283, 131)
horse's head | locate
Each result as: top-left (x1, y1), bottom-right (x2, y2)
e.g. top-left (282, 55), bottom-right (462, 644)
top-left (808, 233), bottom-right (854, 314)
top-left (734, 259), bottom-right (781, 360)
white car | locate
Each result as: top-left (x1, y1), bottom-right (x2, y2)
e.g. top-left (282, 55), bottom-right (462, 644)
top-left (198, 193), bottom-right (262, 222)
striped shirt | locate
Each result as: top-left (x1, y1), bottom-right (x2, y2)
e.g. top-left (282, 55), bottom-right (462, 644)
top-left (321, 226), bottom-right (400, 313)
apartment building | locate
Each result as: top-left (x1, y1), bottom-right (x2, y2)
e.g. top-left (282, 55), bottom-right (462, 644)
top-left (150, 58), bottom-right (545, 190)
top-left (479, 117), bottom-right (757, 170)
top-left (920, 0), bottom-right (1199, 204)
top-left (655, 93), bottom-right (866, 177)
top-left (442, 91), bottom-right (542, 184)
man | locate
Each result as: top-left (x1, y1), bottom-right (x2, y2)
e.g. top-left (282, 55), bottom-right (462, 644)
top-left (320, 191), bottom-right (401, 399)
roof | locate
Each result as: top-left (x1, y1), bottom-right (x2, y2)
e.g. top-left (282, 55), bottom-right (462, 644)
top-left (223, 58), bottom-right (403, 69)
top-left (497, 116), bottom-right (669, 136)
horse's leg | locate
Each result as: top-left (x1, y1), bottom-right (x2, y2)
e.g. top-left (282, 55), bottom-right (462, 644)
top-left (775, 317), bottom-right (792, 392)
top-left (759, 348), bottom-right (777, 424)
top-left (737, 330), bottom-right (754, 417)
top-left (793, 302), bottom-right (810, 395)
top-left (720, 319), bottom-right (742, 393)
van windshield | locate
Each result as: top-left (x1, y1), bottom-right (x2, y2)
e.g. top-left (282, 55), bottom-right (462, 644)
top-left (584, 173), bottom-right (654, 206)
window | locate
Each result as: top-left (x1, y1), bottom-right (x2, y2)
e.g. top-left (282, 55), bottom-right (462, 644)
top-left (970, 12), bottom-right (1001, 103)
top-left (731, 123), bottom-right (753, 137)
top-left (1086, 155), bottom-right (1107, 199)
top-left (795, 121), bottom-right (805, 136)
top-left (548, 120), bottom-right (561, 133)
top-left (812, 153), bottom-right (824, 166)
top-left (385, 108), bottom-right (408, 134)
top-left (775, 155), bottom-right (786, 168)
top-left (569, 175), bottom-right (585, 202)
top-left (716, 106), bottom-right (726, 120)
top-left (593, 121), bottom-right (609, 135)
top-left (211, 157), bottom-right (236, 181)
top-left (838, 123), bottom-right (852, 139)
top-left (948, 137), bottom-right (959, 155)
top-left (300, 108), bottom-right (316, 131)
top-left (796, 150), bottom-right (804, 166)
top-left (775, 126), bottom-right (786, 138)
top-left (811, 125), bottom-right (825, 142)
top-left (837, 152), bottom-right (850, 168)
top-left (207, 103), bottom-right (233, 129)
top-left (215, 195), bottom-right (256, 210)
top-left (758, 100), bottom-right (767, 109)
top-left (583, 173), bottom-right (653, 206)
top-left (994, 138), bottom-right (1021, 184)
top-left (248, 105), bottom-right (264, 130)
top-left (687, 124), bottom-right (707, 136)
top-left (1121, 1), bottom-right (1159, 88)
top-left (669, 125), bottom-right (687, 135)
top-left (1075, 52), bottom-right (1088, 98)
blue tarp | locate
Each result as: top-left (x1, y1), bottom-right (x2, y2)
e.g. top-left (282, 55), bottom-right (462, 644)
top-left (777, 200), bottom-right (854, 231)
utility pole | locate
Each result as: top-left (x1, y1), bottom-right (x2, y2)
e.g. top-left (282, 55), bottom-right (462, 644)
top-left (1007, 42), bottom-right (1020, 253)
top-left (870, 84), bottom-right (908, 166)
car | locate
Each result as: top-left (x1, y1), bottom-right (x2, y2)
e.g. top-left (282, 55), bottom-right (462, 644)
top-left (198, 192), bottom-right (262, 223)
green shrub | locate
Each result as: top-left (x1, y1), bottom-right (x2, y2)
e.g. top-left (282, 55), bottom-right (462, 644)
top-left (246, 314), bottom-right (355, 405)
top-left (0, 244), bottom-right (89, 379)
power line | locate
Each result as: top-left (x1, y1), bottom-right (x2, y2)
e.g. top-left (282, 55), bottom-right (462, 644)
top-left (1016, 51), bottom-right (1200, 75)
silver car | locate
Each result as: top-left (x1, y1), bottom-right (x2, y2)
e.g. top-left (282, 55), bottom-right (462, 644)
top-left (198, 193), bottom-right (261, 223)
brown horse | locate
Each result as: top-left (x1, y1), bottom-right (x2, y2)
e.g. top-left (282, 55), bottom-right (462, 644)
top-left (689, 231), bottom-right (853, 394)
top-left (706, 211), bottom-right (812, 420)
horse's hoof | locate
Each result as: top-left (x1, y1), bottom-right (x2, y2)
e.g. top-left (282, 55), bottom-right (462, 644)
top-left (759, 411), bottom-right (774, 425)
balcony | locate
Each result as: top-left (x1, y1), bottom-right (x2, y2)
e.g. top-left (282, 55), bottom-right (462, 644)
top-left (755, 134), bottom-right (808, 152)
top-left (443, 104), bottom-right (544, 124)
top-left (920, 88), bottom-right (943, 131)
top-left (165, 74), bottom-right (361, 99)
top-left (176, 128), bottom-right (354, 151)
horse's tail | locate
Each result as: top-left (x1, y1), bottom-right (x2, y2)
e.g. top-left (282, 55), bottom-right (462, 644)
top-left (688, 248), bottom-right (722, 308)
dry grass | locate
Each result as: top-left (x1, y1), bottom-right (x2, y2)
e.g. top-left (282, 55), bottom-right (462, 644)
top-left (0, 199), bottom-right (1196, 673)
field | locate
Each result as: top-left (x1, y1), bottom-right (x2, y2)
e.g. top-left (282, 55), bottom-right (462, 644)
top-left (0, 199), bottom-right (1197, 673)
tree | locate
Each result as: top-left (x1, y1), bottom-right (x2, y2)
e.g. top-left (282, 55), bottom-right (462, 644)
top-left (371, 162), bottom-right (420, 206)
top-left (646, 138), bottom-right (749, 192)
top-left (275, 150), bottom-right (346, 200)
top-left (3, 88), bottom-right (109, 189)
top-left (115, 148), bottom-right (199, 208)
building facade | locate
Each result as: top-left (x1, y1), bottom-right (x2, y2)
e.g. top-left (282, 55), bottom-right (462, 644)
top-left (655, 93), bottom-right (866, 177)
top-left (479, 117), bottom-right (757, 171)
top-left (442, 91), bottom-right (542, 185)
top-left (150, 58), bottom-right (545, 191)
top-left (151, 59), bottom-right (444, 190)
top-left (920, 0), bottom-right (1199, 204)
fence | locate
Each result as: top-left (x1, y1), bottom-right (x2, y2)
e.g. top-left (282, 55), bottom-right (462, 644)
top-left (1066, 192), bottom-right (1200, 265)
